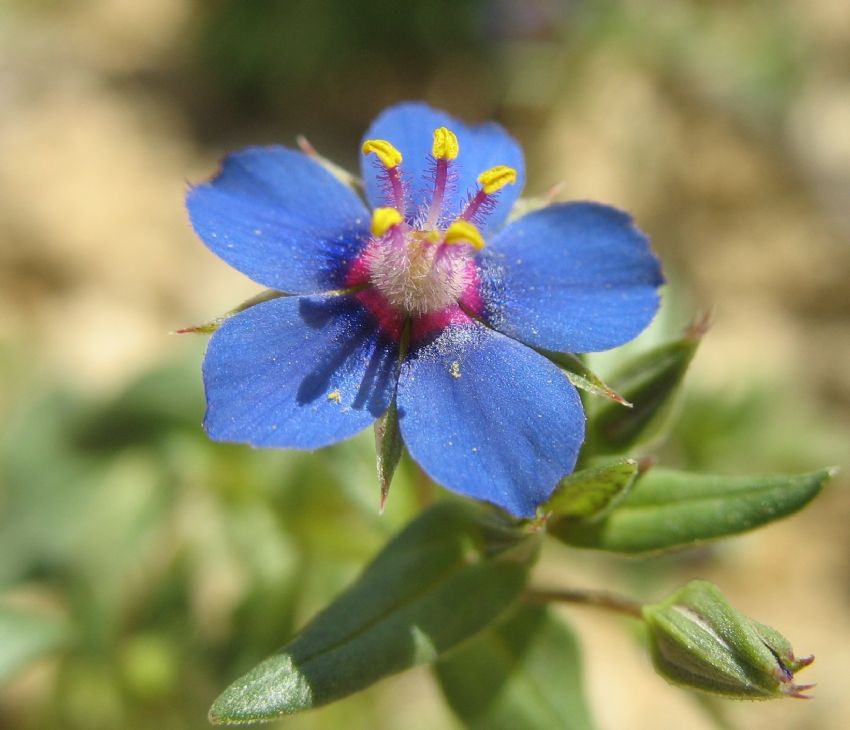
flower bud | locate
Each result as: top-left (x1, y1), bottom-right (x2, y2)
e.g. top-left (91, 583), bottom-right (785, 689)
top-left (642, 580), bottom-right (813, 699)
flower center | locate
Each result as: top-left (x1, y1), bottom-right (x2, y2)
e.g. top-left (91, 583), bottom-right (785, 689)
top-left (360, 128), bottom-right (516, 316)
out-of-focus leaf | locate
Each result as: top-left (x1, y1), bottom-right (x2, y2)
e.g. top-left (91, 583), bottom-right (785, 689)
top-left (540, 350), bottom-right (630, 406)
top-left (544, 459), bottom-right (639, 520)
top-left (435, 604), bottom-right (595, 730)
top-left (209, 501), bottom-right (540, 724)
top-left (0, 605), bottom-right (70, 683)
top-left (71, 360), bottom-right (203, 451)
top-left (374, 399), bottom-right (403, 511)
top-left (585, 320), bottom-right (706, 455)
top-left (550, 468), bottom-right (834, 554)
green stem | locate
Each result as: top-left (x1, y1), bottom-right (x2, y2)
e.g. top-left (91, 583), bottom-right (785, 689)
top-left (525, 587), bottom-right (644, 618)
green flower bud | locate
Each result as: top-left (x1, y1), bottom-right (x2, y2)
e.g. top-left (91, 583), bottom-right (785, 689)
top-left (642, 580), bottom-right (814, 699)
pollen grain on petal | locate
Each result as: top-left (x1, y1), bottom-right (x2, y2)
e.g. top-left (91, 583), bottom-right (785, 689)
top-left (477, 165), bottom-right (518, 194)
top-left (362, 139), bottom-right (403, 169)
top-left (327, 389), bottom-right (342, 404)
top-left (444, 220), bottom-right (485, 250)
top-left (371, 207), bottom-right (403, 237)
top-left (432, 127), bottom-right (459, 160)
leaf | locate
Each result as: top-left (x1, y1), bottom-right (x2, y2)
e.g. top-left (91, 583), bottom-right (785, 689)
top-left (549, 467), bottom-right (834, 554)
top-left (0, 606), bottom-right (70, 683)
top-left (435, 604), bottom-right (595, 730)
top-left (540, 350), bottom-right (630, 406)
top-left (374, 399), bottom-right (403, 511)
top-left (174, 289), bottom-right (289, 334)
top-left (585, 319), bottom-right (706, 455)
top-left (544, 459), bottom-right (639, 520)
top-left (209, 502), bottom-right (540, 724)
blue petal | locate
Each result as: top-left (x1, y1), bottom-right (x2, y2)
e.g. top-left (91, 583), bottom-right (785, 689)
top-left (360, 102), bottom-right (525, 233)
top-left (203, 295), bottom-right (398, 449)
top-left (396, 323), bottom-right (584, 517)
top-left (478, 202), bottom-right (664, 353)
top-left (188, 147), bottom-right (370, 292)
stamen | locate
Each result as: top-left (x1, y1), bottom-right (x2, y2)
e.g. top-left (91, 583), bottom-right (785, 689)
top-left (443, 220), bottom-right (485, 251)
top-left (362, 138), bottom-right (405, 211)
top-left (431, 127), bottom-right (459, 161)
top-left (477, 165), bottom-right (517, 194)
top-left (371, 207), bottom-right (403, 237)
top-left (427, 127), bottom-right (459, 227)
top-left (361, 139), bottom-right (402, 168)
top-left (461, 165), bottom-right (518, 223)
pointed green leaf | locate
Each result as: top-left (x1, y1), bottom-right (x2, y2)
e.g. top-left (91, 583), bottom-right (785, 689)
top-left (585, 321), bottom-right (706, 455)
top-left (296, 135), bottom-right (363, 191)
top-left (374, 399), bottom-right (403, 511)
top-left (0, 606), bottom-right (71, 684)
top-left (209, 502), bottom-right (540, 724)
top-left (435, 604), bottom-right (595, 730)
top-left (175, 289), bottom-right (289, 334)
top-left (550, 468), bottom-right (834, 554)
top-left (375, 398), bottom-right (404, 512)
top-left (507, 183), bottom-right (563, 223)
top-left (540, 350), bottom-right (630, 406)
top-left (544, 459), bottom-right (639, 520)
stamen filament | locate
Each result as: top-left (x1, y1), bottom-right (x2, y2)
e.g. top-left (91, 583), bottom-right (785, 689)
top-left (386, 167), bottom-right (406, 213)
top-left (427, 158), bottom-right (449, 228)
top-left (461, 165), bottom-right (518, 222)
top-left (427, 127), bottom-right (459, 227)
top-left (363, 139), bottom-right (406, 211)
top-left (460, 188), bottom-right (489, 222)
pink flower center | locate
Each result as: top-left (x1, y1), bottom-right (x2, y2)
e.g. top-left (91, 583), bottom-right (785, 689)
top-left (352, 128), bottom-right (517, 324)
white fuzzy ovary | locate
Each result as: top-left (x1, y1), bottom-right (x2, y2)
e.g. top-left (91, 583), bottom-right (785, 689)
top-left (365, 229), bottom-right (473, 315)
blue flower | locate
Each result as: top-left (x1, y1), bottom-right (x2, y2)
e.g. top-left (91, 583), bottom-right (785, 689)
top-left (187, 102), bottom-right (663, 517)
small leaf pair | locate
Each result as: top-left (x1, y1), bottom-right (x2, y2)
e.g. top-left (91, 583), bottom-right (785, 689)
top-left (546, 461), bottom-right (833, 555)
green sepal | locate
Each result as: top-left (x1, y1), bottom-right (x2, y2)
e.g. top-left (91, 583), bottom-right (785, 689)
top-left (374, 399), bottom-right (403, 511)
top-left (435, 604), bottom-right (595, 730)
top-left (0, 605), bottom-right (71, 684)
top-left (208, 501), bottom-right (540, 724)
top-left (174, 289), bottom-right (289, 335)
top-left (642, 580), bottom-right (814, 699)
top-left (296, 135), bottom-right (363, 191)
top-left (585, 320), bottom-right (706, 455)
top-left (539, 350), bottom-right (630, 406)
top-left (549, 467), bottom-right (834, 554)
top-left (543, 459), bottom-right (639, 521)
top-left (506, 183), bottom-right (563, 223)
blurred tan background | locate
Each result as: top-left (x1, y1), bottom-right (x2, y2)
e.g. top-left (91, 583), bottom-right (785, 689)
top-left (1, 1), bottom-right (848, 729)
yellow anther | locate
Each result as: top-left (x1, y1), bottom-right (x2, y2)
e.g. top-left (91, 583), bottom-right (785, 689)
top-left (477, 165), bottom-right (517, 194)
top-left (432, 127), bottom-right (459, 160)
top-left (361, 139), bottom-right (402, 169)
top-left (371, 207), bottom-right (403, 237)
top-left (443, 220), bottom-right (485, 251)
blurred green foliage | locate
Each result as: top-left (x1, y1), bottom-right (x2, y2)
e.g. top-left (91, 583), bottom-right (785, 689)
top-left (0, 353), bottom-right (425, 729)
